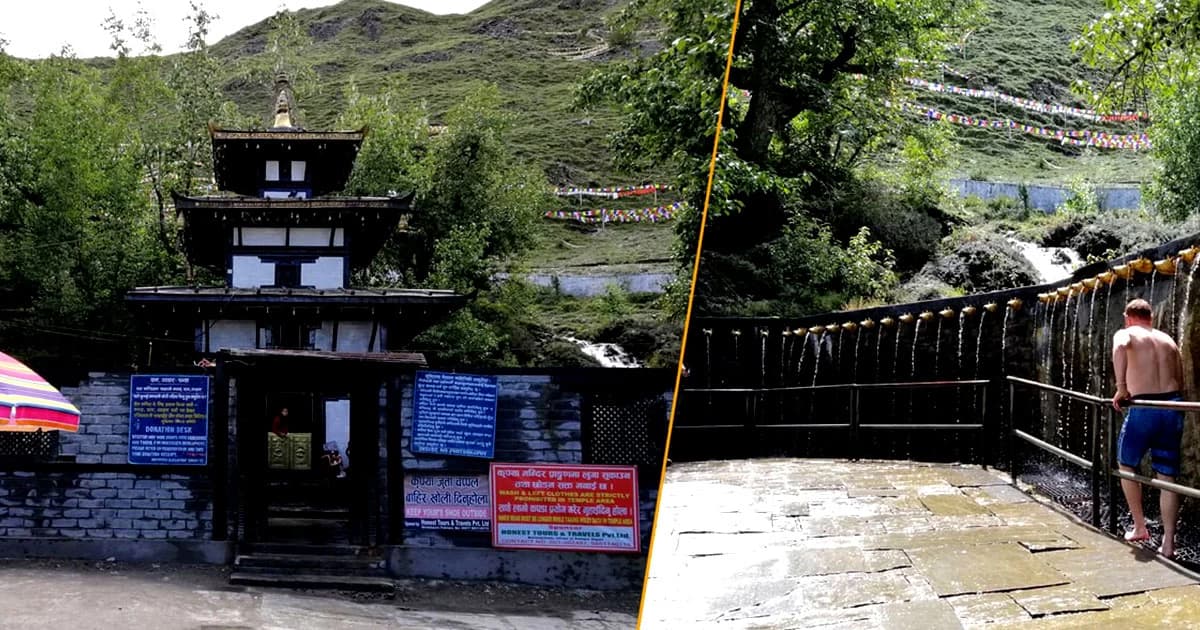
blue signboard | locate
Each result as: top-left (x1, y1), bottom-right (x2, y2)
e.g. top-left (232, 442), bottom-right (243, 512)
top-left (129, 375), bottom-right (210, 466)
top-left (411, 371), bottom-right (499, 459)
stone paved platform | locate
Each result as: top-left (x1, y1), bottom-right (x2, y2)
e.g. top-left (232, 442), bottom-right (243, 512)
top-left (640, 459), bottom-right (1200, 628)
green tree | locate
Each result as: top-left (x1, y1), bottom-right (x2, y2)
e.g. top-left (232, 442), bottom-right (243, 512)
top-left (1075, 2), bottom-right (1200, 220)
top-left (339, 82), bottom-right (552, 365)
top-left (0, 55), bottom-right (169, 339)
top-left (582, 0), bottom-right (979, 317)
top-left (412, 84), bottom-right (551, 290)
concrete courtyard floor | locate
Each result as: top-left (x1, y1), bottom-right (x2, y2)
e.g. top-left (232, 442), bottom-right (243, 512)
top-left (0, 559), bottom-right (637, 629)
top-left (641, 459), bottom-right (1200, 629)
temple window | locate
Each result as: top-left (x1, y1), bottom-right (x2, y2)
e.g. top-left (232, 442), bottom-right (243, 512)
top-left (273, 260), bottom-right (302, 288)
top-left (291, 160), bottom-right (307, 182)
top-left (265, 160), bottom-right (280, 181)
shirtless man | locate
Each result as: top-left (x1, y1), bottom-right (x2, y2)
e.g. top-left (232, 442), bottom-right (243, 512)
top-left (1111, 298), bottom-right (1185, 558)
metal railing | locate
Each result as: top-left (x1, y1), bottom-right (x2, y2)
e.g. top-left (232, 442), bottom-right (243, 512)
top-left (676, 379), bottom-right (991, 462)
top-left (1007, 376), bottom-right (1200, 535)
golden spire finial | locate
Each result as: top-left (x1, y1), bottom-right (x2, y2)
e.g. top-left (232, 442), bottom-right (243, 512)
top-left (272, 72), bottom-right (295, 129)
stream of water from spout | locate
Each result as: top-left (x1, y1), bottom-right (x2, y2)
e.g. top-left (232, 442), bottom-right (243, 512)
top-left (781, 333), bottom-right (789, 386)
top-left (835, 329), bottom-right (844, 381)
top-left (972, 310), bottom-right (988, 415)
top-left (812, 333), bottom-right (823, 387)
top-left (798, 332), bottom-right (811, 382)
top-left (1182, 259), bottom-right (1199, 342)
top-left (760, 331), bottom-right (767, 387)
top-left (875, 326), bottom-right (884, 382)
top-left (1086, 288), bottom-right (1098, 394)
top-left (1059, 294), bottom-right (1072, 443)
top-left (933, 319), bottom-right (944, 375)
top-left (1150, 270), bottom-right (1158, 322)
top-left (974, 311), bottom-right (987, 378)
top-left (1001, 306), bottom-right (1012, 367)
top-left (853, 330), bottom-right (862, 382)
top-left (732, 331), bottom-right (740, 386)
top-left (911, 320), bottom-right (923, 379)
top-left (703, 330), bottom-right (712, 389)
top-left (910, 320), bottom-right (923, 422)
top-left (1035, 301), bottom-right (1046, 412)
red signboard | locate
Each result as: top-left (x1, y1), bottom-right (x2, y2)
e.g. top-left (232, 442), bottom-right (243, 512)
top-left (490, 463), bottom-right (640, 552)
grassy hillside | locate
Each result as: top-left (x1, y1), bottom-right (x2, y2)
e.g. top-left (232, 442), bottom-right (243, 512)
top-left (210, 0), bottom-right (640, 186)
top-left (904, 0), bottom-right (1153, 184)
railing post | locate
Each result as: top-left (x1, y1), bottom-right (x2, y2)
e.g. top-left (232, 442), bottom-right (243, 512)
top-left (979, 383), bottom-right (989, 469)
top-left (1008, 380), bottom-right (1018, 485)
top-left (745, 390), bottom-right (758, 458)
top-left (1107, 407), bottom-right (1119, 535)
top-left (1089, 404), bottom-right (1101, 528)
top-left (849, 386), bottom-right (859, 462)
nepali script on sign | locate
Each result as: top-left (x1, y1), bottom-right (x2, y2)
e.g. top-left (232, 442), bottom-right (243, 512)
top-left (490, 463), bottom-right (640, 553)
top-left (403, 473), bottom-right (491, 532)
top-left (128, 374), bottom-right (209, 466)
top-left (411, 371), bottom-right (499, 459)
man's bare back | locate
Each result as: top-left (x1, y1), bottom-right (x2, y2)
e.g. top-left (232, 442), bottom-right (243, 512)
top-left (1112, 325), bottom-right (1183, 401)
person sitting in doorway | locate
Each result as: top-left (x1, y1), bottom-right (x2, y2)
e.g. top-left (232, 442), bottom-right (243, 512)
top-left (271, 407), bottom-right (290, 437)
top-left (321, 442), bottom-right (345, 479)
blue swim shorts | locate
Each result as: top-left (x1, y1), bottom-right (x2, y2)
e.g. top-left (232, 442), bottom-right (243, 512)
top-left (1117, 392), bottom-right (1185, 476)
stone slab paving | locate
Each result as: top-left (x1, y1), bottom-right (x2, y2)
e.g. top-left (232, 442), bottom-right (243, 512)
top-left (640, 459), bottom-right (1200, 629)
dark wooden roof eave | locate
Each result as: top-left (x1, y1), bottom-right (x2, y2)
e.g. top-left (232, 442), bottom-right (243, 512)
top-left (209, 128), bottom-right (366, 142)
top-left (124, 288), bottom-right (468, 309)
top-left (170, 191), bottom-right (416, 212)
top-left (218, 347), bottom-right (426, 365)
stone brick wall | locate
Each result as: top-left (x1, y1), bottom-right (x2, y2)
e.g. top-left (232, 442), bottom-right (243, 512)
top-left (0, 472), bottom-right (211, 539)
top-left (0, 373), bottom-right (214, 542)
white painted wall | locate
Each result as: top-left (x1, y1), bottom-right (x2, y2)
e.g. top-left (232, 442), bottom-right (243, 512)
top-left (232, 227), bottom-right (343, 247)
top-left (337, 321), bottom-right (379, 352)
top-left (301, 257), bottom-right (344, 289)
top-left (238, 227), bottom-right (287, 247)
top-left (290, 228), bottom-right (340, 247)
top-left (206, 319), bottom-right (257, 352)
top-left (231, 256), bottom-right (276, 288)
top-left (314, 321), bottom-right (336, 351)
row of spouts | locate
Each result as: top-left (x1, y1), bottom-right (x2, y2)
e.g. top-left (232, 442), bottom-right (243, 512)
top-left (1036, 246), bottom-right (1200, 303)
top-left (702, 298), bottom-right (1023, 339)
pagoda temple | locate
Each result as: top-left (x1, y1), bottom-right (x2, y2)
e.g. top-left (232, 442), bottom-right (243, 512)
top-left (127, 76), bottom-right (466, 357)
top-left (125, 76), bottom-right (466, 547)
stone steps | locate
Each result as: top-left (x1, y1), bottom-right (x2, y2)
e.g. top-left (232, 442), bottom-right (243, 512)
top-left (234, 552), bottom-right (387, 576)
top-left (229, 571), bottom-right (395, 593)
top-left (232, 543), bottom-right (393, 594)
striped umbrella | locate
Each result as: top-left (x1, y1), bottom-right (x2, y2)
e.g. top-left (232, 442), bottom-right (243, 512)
top-left (0, 352), bottom-right (80, 432)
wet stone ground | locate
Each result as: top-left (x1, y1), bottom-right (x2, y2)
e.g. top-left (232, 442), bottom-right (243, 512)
top-left (0, 558), bottom-right (637, 629)
top-left (641, 459), bottom-right (1200, 629)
